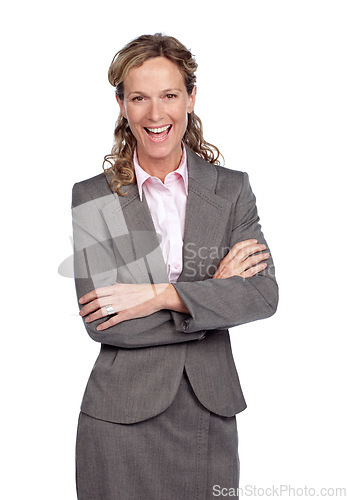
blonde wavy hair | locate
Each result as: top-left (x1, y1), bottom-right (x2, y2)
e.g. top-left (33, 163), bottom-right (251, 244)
top-left (103, 33), bottom-right (223, 195)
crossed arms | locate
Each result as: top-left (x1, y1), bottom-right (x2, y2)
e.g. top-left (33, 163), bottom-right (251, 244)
top-left (72, 172), bottom-right (278, 348)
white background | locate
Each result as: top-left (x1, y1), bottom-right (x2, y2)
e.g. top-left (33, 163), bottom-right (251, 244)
top-left (2, 1), bottom-right (346, 498)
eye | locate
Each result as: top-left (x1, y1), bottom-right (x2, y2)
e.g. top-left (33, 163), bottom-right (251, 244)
top-left (132, 96), bottom-right (144, 102)
top-left (165, 93), bottom-right (177, 99)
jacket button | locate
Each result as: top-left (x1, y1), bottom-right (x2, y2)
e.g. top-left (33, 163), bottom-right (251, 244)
top-left (181, 320), bottom-right (189, 330)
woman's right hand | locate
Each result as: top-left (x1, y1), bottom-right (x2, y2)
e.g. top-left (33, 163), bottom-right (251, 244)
top-left (212, 239), bottom-right (269, 279)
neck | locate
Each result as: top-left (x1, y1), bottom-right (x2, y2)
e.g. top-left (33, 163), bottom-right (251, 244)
top-left (136, 146), bottom-right (183, 182)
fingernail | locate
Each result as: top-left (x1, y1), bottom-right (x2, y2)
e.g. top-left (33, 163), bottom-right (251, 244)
top-left (79, 298), bottom-right (84, 304)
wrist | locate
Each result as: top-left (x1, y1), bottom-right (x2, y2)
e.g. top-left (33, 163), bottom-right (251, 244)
top-left (155, 283), bottom-right (190, 314)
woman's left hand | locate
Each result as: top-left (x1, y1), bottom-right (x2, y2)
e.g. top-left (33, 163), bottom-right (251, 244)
top-left (78, 283), bottom-right (169, 331)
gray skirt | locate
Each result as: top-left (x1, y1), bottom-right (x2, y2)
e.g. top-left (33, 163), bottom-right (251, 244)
top-left (75, 369), bottom-right (239, 500)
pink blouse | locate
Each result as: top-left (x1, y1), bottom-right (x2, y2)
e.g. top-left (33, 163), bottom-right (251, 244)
top-left (133, 146), bottom-right (188, 283)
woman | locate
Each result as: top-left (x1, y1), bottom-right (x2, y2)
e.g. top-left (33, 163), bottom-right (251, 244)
top-left (72, 33), bottom-right (278, 500)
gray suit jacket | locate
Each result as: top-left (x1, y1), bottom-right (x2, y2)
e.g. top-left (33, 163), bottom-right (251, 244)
top-left (71, 148), bottom-right (278, 424)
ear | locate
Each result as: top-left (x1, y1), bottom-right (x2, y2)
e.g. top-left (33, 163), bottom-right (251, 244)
top-left (116, 95), bottom-right (127, 119)
top-left (187, 85), bottom-right (197, 114)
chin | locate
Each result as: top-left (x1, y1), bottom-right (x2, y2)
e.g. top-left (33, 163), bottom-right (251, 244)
top-left (140, 141), bottom-right (179, 159)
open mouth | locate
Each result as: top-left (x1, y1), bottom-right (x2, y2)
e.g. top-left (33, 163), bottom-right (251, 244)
top-left (144, 124), bottom-right (172, 142)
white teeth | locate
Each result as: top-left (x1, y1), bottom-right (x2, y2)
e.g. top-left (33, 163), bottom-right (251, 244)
top-left (146, 125), bottom-right (171, 133)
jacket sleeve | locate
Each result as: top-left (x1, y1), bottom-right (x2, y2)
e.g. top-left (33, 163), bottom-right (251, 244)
top-left (71, 182), bottom-right (206, 348)
top-left (170, 172), bottom-right (279, 333)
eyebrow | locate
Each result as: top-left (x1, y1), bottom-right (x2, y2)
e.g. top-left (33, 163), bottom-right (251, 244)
top-left (127, 88), bottom-right (183, 97)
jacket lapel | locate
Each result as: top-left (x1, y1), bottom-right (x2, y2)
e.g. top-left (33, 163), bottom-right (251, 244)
top-left (101, 148), bottom-right (232, 284)
top-left (101, 179), bottom-right (169, 284)
top-left (178, 149), bottom-right (232, 282)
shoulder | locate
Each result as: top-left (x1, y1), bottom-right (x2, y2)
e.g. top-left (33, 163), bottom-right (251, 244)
top-left (186, 148), bottom-right (251, 204)
top-left (214, 162), bottom-right (245, 185)
top-left (71, 172), bottom-right (114, 208)
top-left (194, 152), bottom-right (248, 200)
top-left (214, 164), bottom-right (251, 206)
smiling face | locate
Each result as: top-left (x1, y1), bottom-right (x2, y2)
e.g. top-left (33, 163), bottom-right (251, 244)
top-left (117, 56), bottom-right (196, 176)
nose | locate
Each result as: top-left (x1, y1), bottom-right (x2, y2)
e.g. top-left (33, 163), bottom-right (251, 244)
top-left (147, 98), bottom-right (164, 123)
